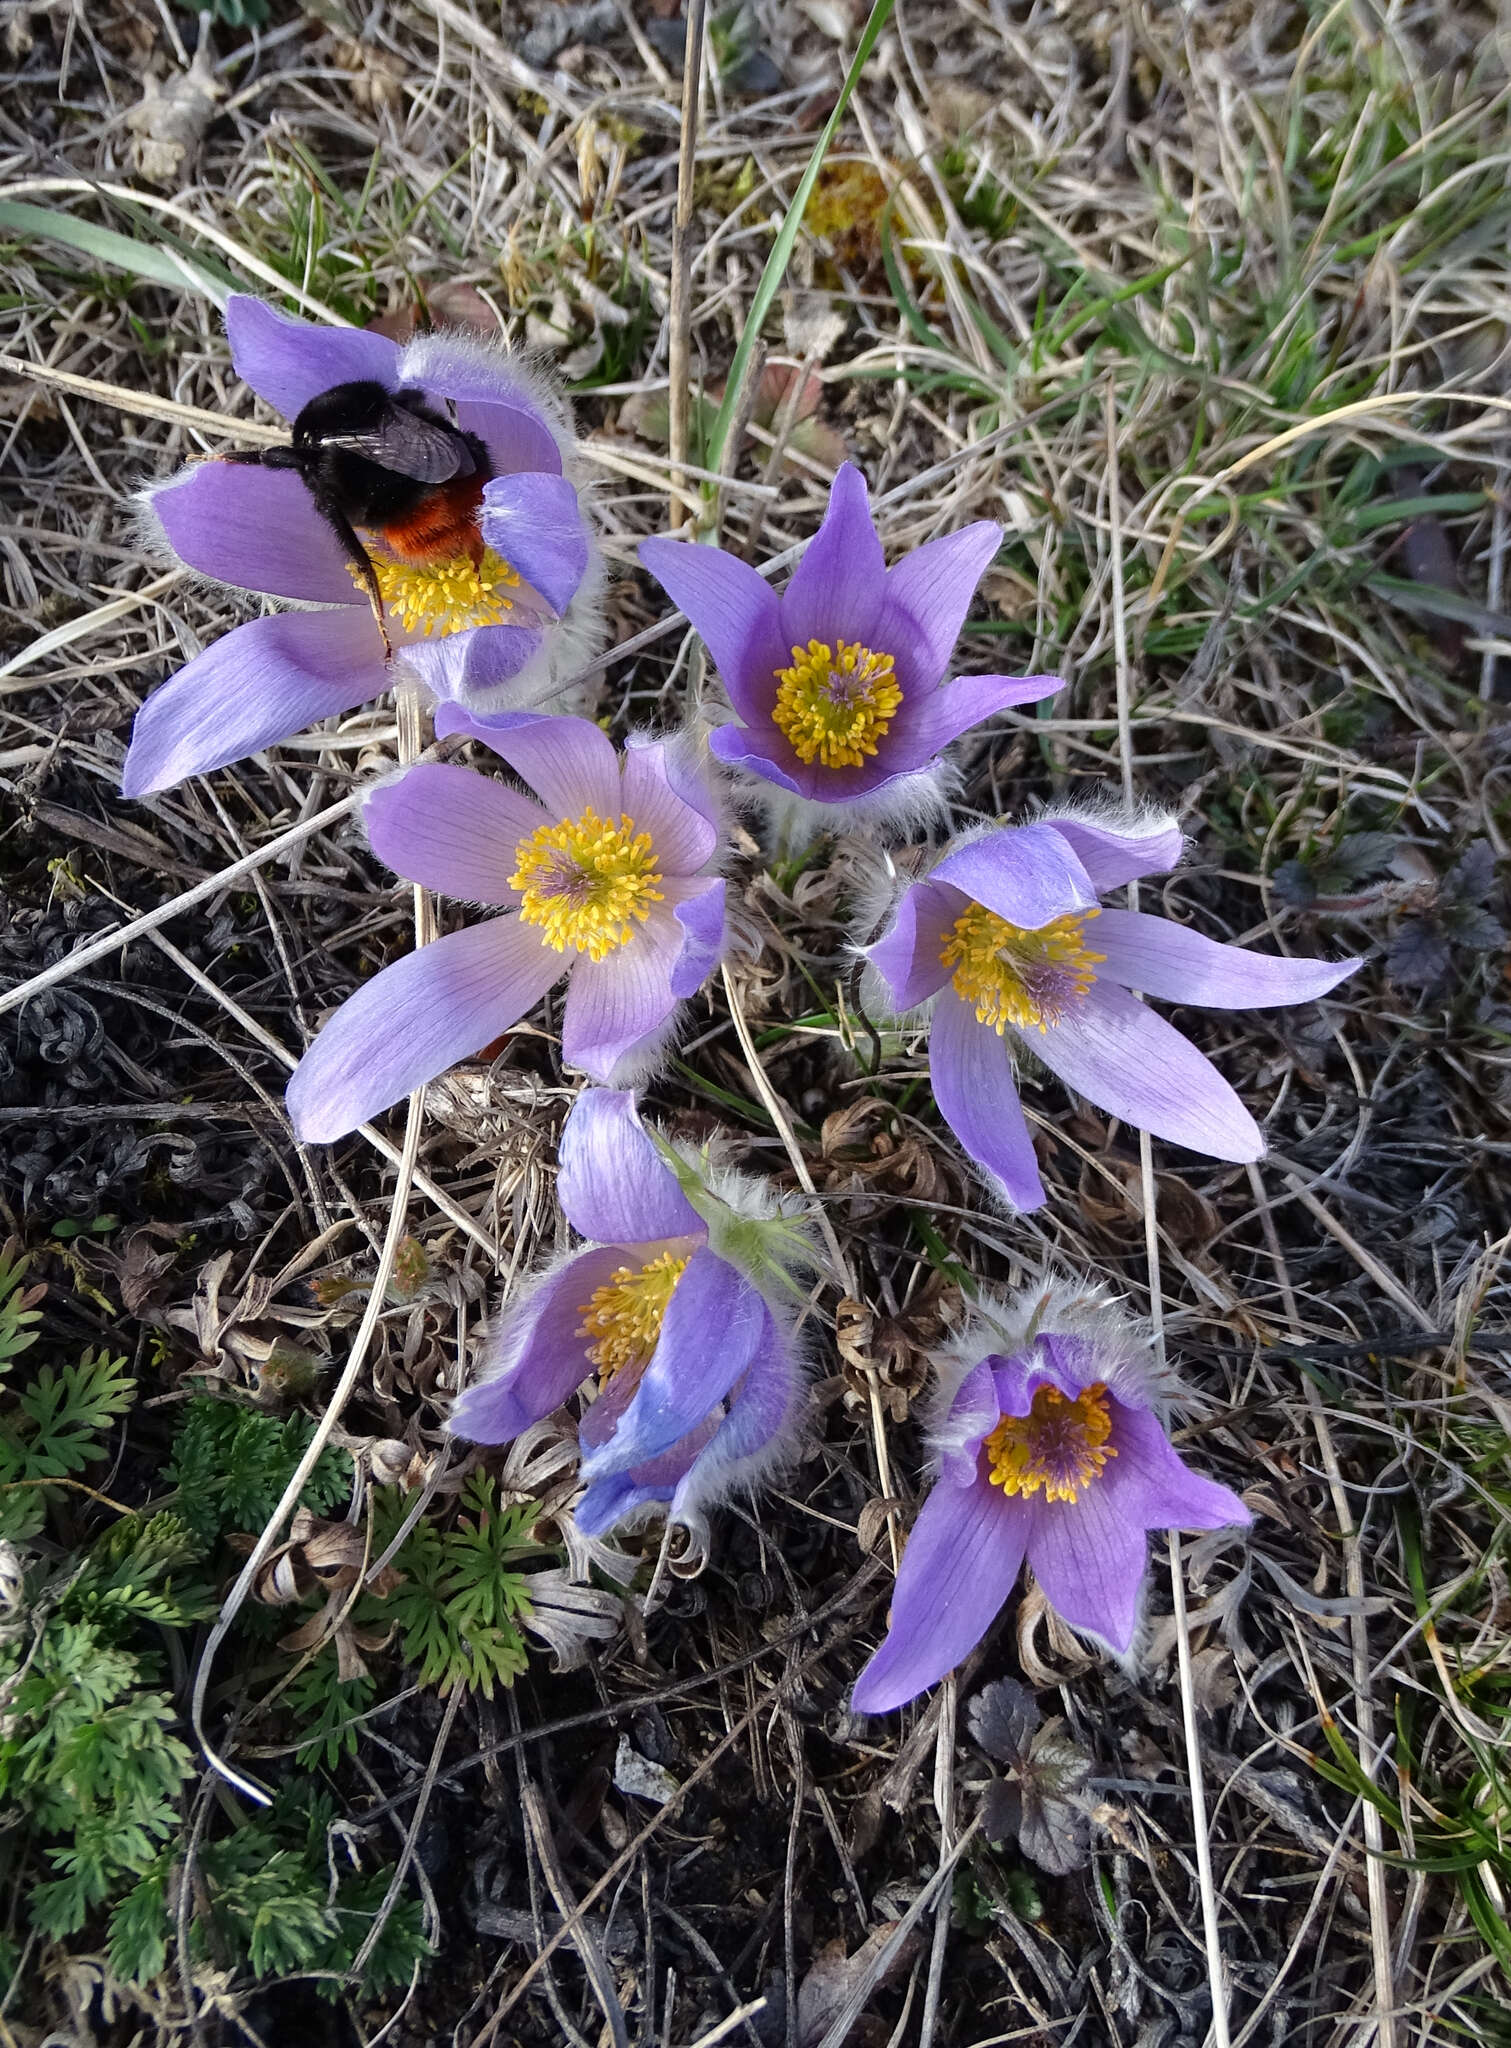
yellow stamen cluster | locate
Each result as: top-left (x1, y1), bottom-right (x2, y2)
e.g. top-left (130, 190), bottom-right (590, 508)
top-left (771, 638), bottom-right (902, 768)
top-left (577, 1251), bottom-right (690, 1377)
top-left (510, 808), bottom-right (664, 960)
top-left (984, 1381), bottom-right (1117, 1504)
top-left (353, 545), bottom-right (522, 637)
top-left (940, 903), bottom-right (1104, 1034)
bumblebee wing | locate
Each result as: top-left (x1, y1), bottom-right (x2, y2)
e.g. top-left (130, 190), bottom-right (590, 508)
top-left (323, 407), bottom-right (473, 484)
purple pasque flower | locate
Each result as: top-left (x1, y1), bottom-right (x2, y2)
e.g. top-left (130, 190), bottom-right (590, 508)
top-left (449, 1088), bottom-right (811, 1539)
top-left (638, 463), bottom-right (1061, 825)
top-left (285, 713), bottom-right (727, 1142)
top-left (865, 806), bottom-right (1360, 1212)
top-left (851, 1279), bottom-right (1250, 1711)
top-left (123, 295), bottom-right (603, 797)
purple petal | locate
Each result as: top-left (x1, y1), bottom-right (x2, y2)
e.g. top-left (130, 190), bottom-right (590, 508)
top-left (146, 462), bottom-right (361, 605)
top-left (362, 761), bottom-right (549, 904)
top-left (669, 1311), bottom-right (801, 1519)
top-left (850, 1475), bottom-right (1029, 1714)
top-left (398, 332), bottom-right (567, 476)
top-left (580, 1248), bottom-right (769, 1475)
top-left (121, 609), bottom-right (382, 798)
top-left (454, 711), bottom-right (621, 819)
top-left (1105, 1405), bottom-right (1251, 1533)
top-left (931, 994), bottom-right (1046, 1211)
top-left (285, 915), bottom-right (561, 1143)
top-left (707, 721), bottom-right (804, 796)
top-left (667, 879), bottom-right (727, 998)
top-left (933, 1358), bottom-right (1003, 1486)
top-left (456, 397), bottom-right (564, 481)
top-left (1033, 977), bottom-right (1263, 1162)
top-left (575, 1449), bottom-right (704, 1537)
top-left (932, 824), bottom-right (1099, 931)
top-left (1092, 910), bottom-right (1359, 1009)
top-left (448, 1244), bottom-right (623, 1443)
top-left (556, 1088), bottom-right (704, 1246)
top-left (637, 538), bottom-right (788, 722)
top-left (1024, 1484), bottom-right (1149, 1653)
top-left (1044, 812), bottom-right (1184, 891)
top-left (866, 878), bottom-right (966, 1012)
top-left (399, 622), bottom-right (548, 705)
top-left (560, 910), bottom-right (681, 1080)
top-left (480, 473), bottom-right (590, 618)
top-left (224, 295), bottom-right (399, 420)
top-left (888, 671), bottom-right (1063, 765)
top-left (778, 464), bottom-right (886, 650)
top-left (876, 521), bottom-right (1002, 684)
top-left (621, 737), bottom-right (720, 875)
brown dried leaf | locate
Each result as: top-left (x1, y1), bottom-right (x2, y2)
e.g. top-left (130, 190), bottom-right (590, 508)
top-left (796, 1923), bottom-right (919, 2048)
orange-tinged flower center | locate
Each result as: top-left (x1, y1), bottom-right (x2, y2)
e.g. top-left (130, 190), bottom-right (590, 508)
top-left (940, 903), bottom-right (1103, 1033)
top-left (771, 638), bottom-right (902, 767)
top-left (984, 1381), bottom-right (1117, 1503)
top-left (577, 1251), bottom-right (690, 1377)
top-left (510, 808), bottom-right (664, 960)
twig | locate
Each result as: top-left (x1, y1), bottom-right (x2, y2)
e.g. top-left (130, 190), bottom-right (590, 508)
top-left (668, 0), bottom-right (708, 529)
top-left (0, 788), bottom-right (365, 1019)
top-left (812, 1819), bottom-right (982, 2048)
top-left (522, 1781), bottom-right (632, 2048)
top-left (1248, 1162), bottom-right (1399, 2048)
top-left (918, 1673), bottom-right (958, 2048)
top-left (189, 1082), bottom-right (427, 1801)
top-left (1108, 379), bottom-right (1230, 2048)
top-left (349, 1685), bottom-right (463, 1982)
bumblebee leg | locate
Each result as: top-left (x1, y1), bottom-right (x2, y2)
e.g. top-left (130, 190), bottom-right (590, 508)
top-left (329, 512), bottom-right (394, 662)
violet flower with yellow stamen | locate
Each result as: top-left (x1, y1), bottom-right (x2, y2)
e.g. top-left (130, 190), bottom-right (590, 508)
top-left (285, 713), bottom-right (727, 1143)
top-left (864, 806), bottom-right (1360, 1212)
top-left (450, 1089), bottom-right (813, 1540)
top-left (851, 1279), bottom-right (1251, 1712)
top-left (123, 295), bottom-right (602, 797)
top-left (639, 464), bottom-right (1062, 829)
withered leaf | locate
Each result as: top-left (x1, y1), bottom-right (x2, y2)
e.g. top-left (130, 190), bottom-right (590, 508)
top-left (1013, 1723), bottom-right (1093, 1877)
top-left (967, 1676), bottom-right (1040, 1768)
top-left (795, 1923), bottom-right (917, 2048)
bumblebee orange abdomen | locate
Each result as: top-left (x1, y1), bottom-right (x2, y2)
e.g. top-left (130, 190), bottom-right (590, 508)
top-left (378, 473), bottom-right (487, 565)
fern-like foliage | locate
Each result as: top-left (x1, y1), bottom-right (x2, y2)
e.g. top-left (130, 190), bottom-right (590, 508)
top-left (368, 1474), bottom-right (543, 1698)
top-left (2, 1611), bottom-right (193, 1938)
top-left (0, 1242), bottom-right (133, 1540)
top-left (118, 1790), bottom-right (432, 1993)
top-left (284, 1647), bottom-right (377, 1770)
top-left (164, 1396), bottom-right (349, 1544)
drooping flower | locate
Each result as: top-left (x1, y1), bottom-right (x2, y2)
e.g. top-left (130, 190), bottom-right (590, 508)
top-left (638, 464), bottom-right (1061, 828)
top-left (449, 1089), bottom-right (812, 1539)
top-left (864, 806), bottom-right (1360, 1212)
top-left (123, 295), bottom-right (603, 797)
top-left (851, 1278), bottom-right (1250, 1712)
top-left (285, 714), bottom-right (727, 1142)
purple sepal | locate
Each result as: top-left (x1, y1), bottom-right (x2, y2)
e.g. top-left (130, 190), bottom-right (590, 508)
top-left (578, 1247), bottom-right (766, 1475)
top-left (556, 1089), bottom-right (703, 1247)
top-left (121, 608), bottom-right (382, 799)
top-left (224, 295), bottom-right (400, 419)
top-left (449, 1245), bottom-right (623, 1443)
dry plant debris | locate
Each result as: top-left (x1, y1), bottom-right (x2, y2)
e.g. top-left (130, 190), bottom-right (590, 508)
top-left (1, 2), bottom-right (1510, 2046)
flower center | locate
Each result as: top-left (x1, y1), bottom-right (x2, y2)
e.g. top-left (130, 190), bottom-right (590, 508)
top-left (577, 1252), bottom-right (690, 1377)
top-left (984, 1381), bottom-right (1117, 1504)
top-left (940, 903), bottom-right (1104, 1034)
top-left (510, 808), bottom-right (664, 960)
top-left (350, 544), bottom-right (522, 637)
top-left (771, 638), bottom-right (902, 768)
